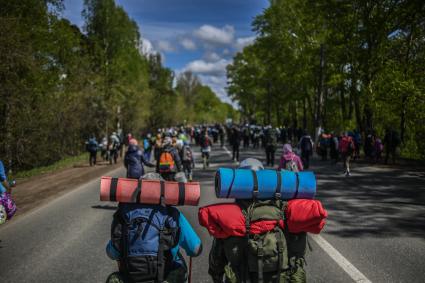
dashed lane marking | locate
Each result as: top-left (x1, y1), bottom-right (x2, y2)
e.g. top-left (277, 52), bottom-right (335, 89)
top-left (222, 145), bottom-right (232, 156)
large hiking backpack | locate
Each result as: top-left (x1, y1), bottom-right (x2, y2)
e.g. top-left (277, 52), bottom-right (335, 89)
top-left (244, 200), bottom-right (288, 282)
top-left (159, 149), bottom-right (176, 173)
top-left (111, 203), bottom-right (180, 283)
top-left (220, 200), bottom-right (288, 283)
top-left (222, 200), bottom-right (306, 283)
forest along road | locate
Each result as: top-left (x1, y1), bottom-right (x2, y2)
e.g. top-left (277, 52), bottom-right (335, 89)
top-left (0, 145), bottom-right (424, 283)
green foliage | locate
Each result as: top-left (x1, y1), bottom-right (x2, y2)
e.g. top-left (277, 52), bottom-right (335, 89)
top-left (175, 71), bottom-right (238, 125)
top-left (227, 0), bottom-right (425, 159)
top-left (0, 0), bottom-right (235, 172)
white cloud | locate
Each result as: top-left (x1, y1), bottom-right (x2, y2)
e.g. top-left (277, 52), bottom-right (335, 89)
top-left (180, 38), bottom-right (197, 50)
top-left (194, 25), bottom-right (235, 46)
top-left (184, 59), bottom-right (230, 76)
top-left (139, 38), bottom-right (155, 56)
top-left (156, 40), bottom-right (175, 52)
top-left (199, 74), bottom-right (226, 100)
top-left (235, 36), bottom-right (256, 50)
top-left (203, 52), bottom-right (221, 62)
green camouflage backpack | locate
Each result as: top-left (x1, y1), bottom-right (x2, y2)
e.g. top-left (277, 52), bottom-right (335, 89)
top-left (220, 199), bottom-right (307, 283)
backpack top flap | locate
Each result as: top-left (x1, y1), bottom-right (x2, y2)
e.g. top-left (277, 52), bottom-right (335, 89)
top-left (113, 204), bottom-right (180, 257)
top-left (239, 199), bottom-right (285, 222)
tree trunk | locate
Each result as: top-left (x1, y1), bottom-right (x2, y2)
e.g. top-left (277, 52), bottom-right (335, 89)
top-left (400, 21), bottom-right (415, 142)
top-left (314, 44), bottom-right (325, 142)
top-left (339, 84), bottom-right (347, 120)
top-left (303, 97), bottom-right (307, 130)
top-left (293, 100), bottom-right (298, 130)
top-left (266, 82), bottom-right (272, 125)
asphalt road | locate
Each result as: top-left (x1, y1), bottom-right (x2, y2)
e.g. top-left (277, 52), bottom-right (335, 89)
top-left (0, 145), bottom-right (424, 282)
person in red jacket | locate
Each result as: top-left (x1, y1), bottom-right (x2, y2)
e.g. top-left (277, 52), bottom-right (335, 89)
top-left (339, 132), bottom-right (355, 176)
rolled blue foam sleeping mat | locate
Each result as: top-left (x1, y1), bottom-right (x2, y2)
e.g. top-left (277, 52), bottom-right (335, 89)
top-left (215, 168), bottom-right (316, 200)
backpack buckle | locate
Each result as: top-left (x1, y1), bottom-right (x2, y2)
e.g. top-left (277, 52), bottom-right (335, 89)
top-left (257, 246), bottom-right (264, 257)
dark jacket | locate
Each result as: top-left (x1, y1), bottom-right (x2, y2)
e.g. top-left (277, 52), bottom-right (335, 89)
top-left (124, 145), bottom-right (154, 179)
top-left (230, 128), bottom-right (241, 146)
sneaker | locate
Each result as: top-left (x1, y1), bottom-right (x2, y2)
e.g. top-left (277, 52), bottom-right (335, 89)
top-left (345, 171), bottom-right (351, 177)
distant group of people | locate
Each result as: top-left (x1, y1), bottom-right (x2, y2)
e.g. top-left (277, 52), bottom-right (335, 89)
top-left (221, 122), bottom-right (403, 178)
top-left (85, 132), bottom-right (123, 166)
top-left (123, 127), bottom-right (198, 182)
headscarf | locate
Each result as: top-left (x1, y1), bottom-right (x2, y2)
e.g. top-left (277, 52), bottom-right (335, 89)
top-left (283, 143), bottom-right (293, 154)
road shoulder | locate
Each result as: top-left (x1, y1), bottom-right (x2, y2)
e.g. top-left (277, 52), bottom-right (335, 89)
top-left (10, 161), bottom-right (122, 218)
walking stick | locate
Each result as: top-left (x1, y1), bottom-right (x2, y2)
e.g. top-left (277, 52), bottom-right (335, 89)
top-left (188, 257), bottom-right (193, 283)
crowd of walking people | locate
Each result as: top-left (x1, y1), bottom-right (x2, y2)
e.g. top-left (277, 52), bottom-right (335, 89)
top-left (87, 123), bottom-right (402, 179)
top-left (0, 120), bottom-right (406, 283)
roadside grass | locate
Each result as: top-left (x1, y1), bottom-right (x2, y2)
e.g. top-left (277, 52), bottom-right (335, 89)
top-left (11, 153), bottom-right (89, 180)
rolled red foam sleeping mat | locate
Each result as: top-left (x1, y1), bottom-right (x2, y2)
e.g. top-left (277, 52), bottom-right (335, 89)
top-left (100, 176), bottom-right (200, 206)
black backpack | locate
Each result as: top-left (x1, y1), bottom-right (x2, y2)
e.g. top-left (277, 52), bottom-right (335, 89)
top-left (301, 137), bottom-right (312, 152)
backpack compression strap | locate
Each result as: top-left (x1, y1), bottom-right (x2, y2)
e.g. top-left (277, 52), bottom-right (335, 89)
top-left (131, 179), bottom-right (142, 203)
top-left (257, 238), bottom-right (264, 283)
top-left (294, 172), bottom-right (300, 199)
top-left (225, 168), bottom-right (236, 198)
top-left (275, 228), bottom-right (285, 282)
top-left (110, 178), bottom-right (119, 202)
top-left (160, 180), bottom-right (165, 206)
top-left (275, 170), bottom-right (282, 199)
top-left (157, 211), bottom-right (179, 283)
top-left (120, 211), bottom-right (130, 275)
top-left (178, 182), bottom-right (185, 206)
top-left (251, 170), bottom-right (259, 199)
top-left (157, 227), bottom-right (166, 282)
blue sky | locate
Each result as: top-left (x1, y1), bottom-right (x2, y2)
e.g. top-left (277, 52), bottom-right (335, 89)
top-left (61, 0), bottom-right (269, 104)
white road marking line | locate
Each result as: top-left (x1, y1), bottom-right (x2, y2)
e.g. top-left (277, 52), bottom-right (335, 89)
top-left (311, 234), bottom-right (372, 283)
top-left (223, 145), bottom-right (232, 156)
top-left (223, 145), bottom-right (239, 165)
top-left (221, 145), bottom-right (372, 283)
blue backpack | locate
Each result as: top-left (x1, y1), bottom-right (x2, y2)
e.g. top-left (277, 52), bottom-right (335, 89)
top-left (111, 203), bottom-right (180, 282)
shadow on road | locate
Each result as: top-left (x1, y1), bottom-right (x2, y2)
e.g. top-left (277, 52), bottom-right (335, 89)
top-left (237, 146), bottom-right (425, 238)
top-left (91, 204), bottom-right (117, 210)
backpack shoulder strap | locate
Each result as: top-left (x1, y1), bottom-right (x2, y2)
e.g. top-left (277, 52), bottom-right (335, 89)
top-left (157, 206), bottom-right (180, 282)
